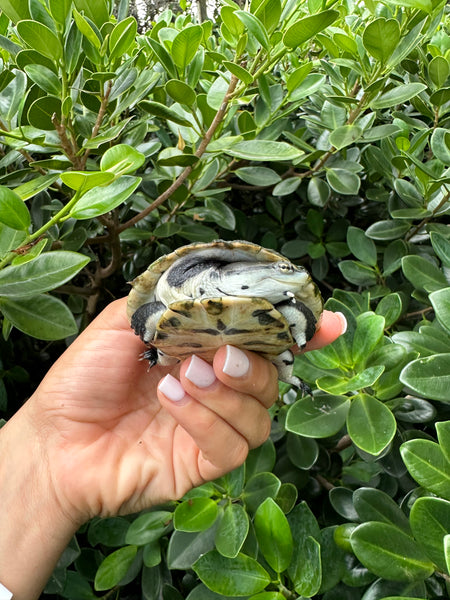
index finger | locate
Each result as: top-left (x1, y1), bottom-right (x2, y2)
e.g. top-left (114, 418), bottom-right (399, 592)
top-left (301, 310), bottom-right (347, 352)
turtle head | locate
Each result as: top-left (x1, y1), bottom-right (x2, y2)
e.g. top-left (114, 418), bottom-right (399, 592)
top-left (219, 260), bottom-right (311, 302)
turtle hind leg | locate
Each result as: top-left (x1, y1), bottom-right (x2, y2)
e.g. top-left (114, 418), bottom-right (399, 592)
top-left (140, 347), bottom-right (180, 368)
top-left (271, 349), bottom-right (312, 396)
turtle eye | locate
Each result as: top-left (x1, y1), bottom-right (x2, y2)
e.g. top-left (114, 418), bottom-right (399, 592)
top-left (277, 261), bottom-right (294, 273)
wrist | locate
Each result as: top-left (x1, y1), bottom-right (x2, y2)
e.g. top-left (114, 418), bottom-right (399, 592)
top-left (0, 404), bottom-right (78, 599)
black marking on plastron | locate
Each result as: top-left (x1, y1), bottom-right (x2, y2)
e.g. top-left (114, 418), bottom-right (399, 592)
top-left (277, 331), bottom-right (291, 341)
top-left (155, 332), bottom-right (169, 340)
top-left (192, 328), bottom-right (220, 336)
top-left (178, 342), bottom-right (203, 348)
top-left (167, 316), bottom-right (182, 328)
top-left (252, 309), bottom-right (283, 327)
top-left (225, 328), bottom-right (252, 335)
top-left (199, 287), bottom-right (205, 295)
top-left (205, 299), bottom-right (224, 315)
top-left (166, 255), bottom-right (228, 287)
top-left (241, 285), bottom-right (249, 290)
top-left (217, 319), bottom-right (227, 331)
top-left (171, 307), bottom-right (193, 318)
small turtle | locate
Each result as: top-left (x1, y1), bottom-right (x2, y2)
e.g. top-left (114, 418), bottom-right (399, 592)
top-left (127, 240), bottom-right (323, 393)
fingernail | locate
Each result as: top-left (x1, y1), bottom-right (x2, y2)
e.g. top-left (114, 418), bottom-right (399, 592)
top-left (222, 345), bottom-right (250, 378)
top-left (335, 312), bottom-right (348, 334)
top-left (185, 355), bottom-right (216, 388)
top-left (158, 374), bottom-right (186, 402)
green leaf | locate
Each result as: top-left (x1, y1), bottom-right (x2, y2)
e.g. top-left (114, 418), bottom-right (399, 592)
top-left (234, 167), bottom-right (281, 186)
top-left (166, 79), bottom-right (197, 106)
top-left (0, 252), bottom-right (90, 298)
top-left (283, 10), bottom-right (339, 49)
top-left (316, 366), bottom-right (385, 395)
top-left (381, 0), bottom-right (432, 12)
top-left (167, 528), bottom-right (217, 570)
top-left (254, 498), bottom-right (293, 573)
top-left (224, 140), bottom-right (303, 161)
top-left (285, 393), bottom-right (350, 438)
top-left (0, 294), bottom-right (78, 340)
top-left (243, 472), bottom-right (281, 513)
top-left (193, 551), bottom-right (270, 596)
top-left (430, 232), bottom-right (450, 268)
top-left (215, 504), bottom-right (249, 558)
top-left (70, 176), bottom-right (141, 220)
top-left (402, 255), bottom-right (447, 293)
top-left (0, 186), bottom-right (30, 230)
top-left (48, 0), bottom-right (72, 25)
top-left (338, 260), bottom-right (378, 286)
top-left (0, 0), bottom-right (30, 23)
top-left (430, 288), bottom-right (450, 334)
top-left (125, 511), bottom-right (173, 546)
top-left (61, 171), bottom-right (115, 192)
top-left (100, 144), bottom-right (145, 176)
top-left (375, 293), bottom-right (403, 328)
top-left (223, 61), bottom-right (253, 84)
top-left (235, 10), bottom-right (270, 50)
top-left (347, 394), bottom-right (396, 455)
top-left (429, 56), bottom-right (450, 89)
top-left (352, 312), bottom-right (385, 366)
top-left (291, 536), bottom-right (321, 597)
top-left (329, 125), bottom-right (362, 150)
top-left (24, 64), bottom-right (61, 95)
top-left (140, 100), bottom-right (193, 127)
top-left (353, 487), bottom-right (411, 533)
top-left (73, 0), bottom-right (109, 28)
top-left (347, 226), bottom-right (377, 266)
top-left (410, 497), bottom-right (450, 572)
top-left (326, 168), bottom-right (360, 195)
top-left (400, 439), bottom-right (450, 500)
top-left (174, 498), bottom-right (219, 533)
top-left (430, 128), bottom-right (450, 165)
top-left (400, 354), bottom-right (450, 403)
top-left (109, 16), bottom-right (137, 63)
top-left (14, 174), bottom-right (60, 201)
top-left (371, 83), bottom-right (427, 110)
top-left (94, 546), bottom-right (138, 591)
top-left (351, 522), bottom-right (434, 581)
top-left (27, 96), bottom-right (62, 130)
top-left (437, 421), bottom-right (450, 464)
top-left (16, 20), bottom-right (62, 61)
top-left (362, 18), bottom-right (400, 64)
top-left (172, 25), bottom-right (203, 72)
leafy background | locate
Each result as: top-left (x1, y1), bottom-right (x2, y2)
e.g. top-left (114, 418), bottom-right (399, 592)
top-left (0, 0), bottom-right (449, 598)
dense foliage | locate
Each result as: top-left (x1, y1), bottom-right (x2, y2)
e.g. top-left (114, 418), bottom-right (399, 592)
top-left (0, 0), bottom-right (449, 598)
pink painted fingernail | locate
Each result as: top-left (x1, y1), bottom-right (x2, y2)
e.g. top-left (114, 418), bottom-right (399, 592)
top-left (222, 345), bottom-right (250, 378)
top-left (158, 374), bottom-right (186, 402)
top-left (185, 355), bottom-right (216, 388)
top-left (335, 312), bottom-right (348, 334)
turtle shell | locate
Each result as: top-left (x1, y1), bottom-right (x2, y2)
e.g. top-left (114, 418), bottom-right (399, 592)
top-left (152, 296), bottom-right (294, 362)
top-left (127, 240), bottom-right (323, 362)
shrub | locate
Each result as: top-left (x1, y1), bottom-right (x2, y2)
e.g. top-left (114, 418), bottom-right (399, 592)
top-left (0, 0), bottom-right (449, 598)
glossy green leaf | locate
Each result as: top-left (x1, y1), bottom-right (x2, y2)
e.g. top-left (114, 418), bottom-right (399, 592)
top-left (0, 252), bottom-right (90, 298)
top-left (352, 312), bottom-right (385, 365)
top-left (222, 61), bottom-right (253, 84)
top-left (347, 394), bottom-right (396, 455)
top-left (326, 168), bottom-right (360, 195)
top-left (243, 472), bottom-right (281, 513)
top-left (400, 439), bottom-right (450, 499)
top-left (0, 0), bottom-right (30, 23)
top-left (329, 125), bottom-right (362, 150)
top-left (70, 176), bottom-right (141, 219)
top-left (402, 255), bottom-right (447, 293)
top-left (338, 260), bottom-right (378, 286)
top-left (125, 511), bottom-right (172, 546)
top-left (410, 497), bottom-right (450, 572)
top-left (317, 366), bottom-right (385, 395)
top-left (27, 96), bottom-right (62, 130)
top-left (165, 79), bottom-right (197, 106)
top-left (400, 354), bottom-right (450, 402)
top-left (215, 504), bottom-right (249, 558)
top-left (382, 0), bottom-right (432, 12)
top-left (48, 0), bottom-right (71, 25)
top-left (61, 171), bottom-right (115, 192)
top-left (0, 186), bottom-right (30, 230)
top-left (366, 220), bottom-right (412, 240)
top-left (351, 522), bottom-right (434, 581)
top-left (14, 174), bottom-right (60, 201)
top-left (371, 83), bottom-right (427, 110)
top-left (283, 10), bottom-right (339, 49)
top-left (24, 64), bottom-right (61, 95)
top-left (235, 10), bottom-right (270, 50)
top-left (430, 128), bottom-right (450, 165)
top-left (109, 16), bottom-right (137, 63)
top-left (0, 294), bottom-right (78, 340)
top-left (193, 551), bottom-right (271, 596)
top-left (430, 232), bottom-right (450, 268)
top-left (94, 545), bottom-right (138, 591)
top-left (73, 0), bottom-right (109, 28)
top-left (234, 167), bottom-right (281, 186)
top-left (436, 421), bottom-right (450, 464)
top-left (430, 288), bottom-right (450, 334)
top-left (140, 100), bottom-right (193, 127)
top-left (353, 487), bottom-right (410, 533)
top-left (286, 394), bottom-right (350, 438)
top-left (172, 25), bottom-right (203, 72)
top-left (174, 498), bottom-right (219, 533)
top-left (100, 144), bottom-right (145, 176)
top-left (363, 18), bottom-right (400, 64)
top-left (167, 528), bottom-right (217, 570)
top-left (224, 140), bottom-right (303, 161)
top-left (347, 226), bottom-right (377, 266)
top-left (16, 20), bottom-right (62, 61)
top-left (254, 498), bottom-right (293, 573)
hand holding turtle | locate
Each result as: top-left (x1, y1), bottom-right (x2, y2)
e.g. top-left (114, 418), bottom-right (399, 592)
top-left (0, 297), bottom-right (344, 600)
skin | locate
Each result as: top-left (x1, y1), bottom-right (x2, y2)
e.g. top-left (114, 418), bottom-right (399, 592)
top-left (0, 298), bottom-right (344, 599)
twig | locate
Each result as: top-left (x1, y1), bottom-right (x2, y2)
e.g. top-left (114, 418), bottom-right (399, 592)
top-left (118, 75), bottom-right (239, 233)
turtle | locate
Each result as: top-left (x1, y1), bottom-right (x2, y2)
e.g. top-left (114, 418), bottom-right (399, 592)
top-left (127, 240), bottom-right (323, 393)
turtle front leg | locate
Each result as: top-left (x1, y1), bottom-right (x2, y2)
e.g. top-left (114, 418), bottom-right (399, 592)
top-left (271, 349), bottom-right (311, 396)
top-left (276, 299), bottom-right (317, 349)
top-left (130, 301), bottom-right (166, 343)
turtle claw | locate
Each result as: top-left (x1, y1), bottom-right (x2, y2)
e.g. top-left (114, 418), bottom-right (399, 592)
top-left (140, 347), bottom-right (158, 368)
